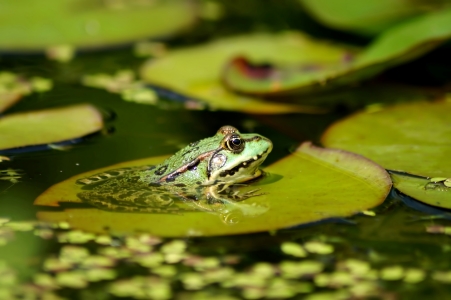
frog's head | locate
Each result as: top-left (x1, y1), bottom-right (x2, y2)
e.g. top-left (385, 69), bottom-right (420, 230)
top-left (207, 126), bottom-right (272, 183)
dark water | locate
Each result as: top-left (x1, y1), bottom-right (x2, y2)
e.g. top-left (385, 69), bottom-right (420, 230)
top-left (1, 52), bottom-right (451, 299)
top-left (1, 4), bottom-right (451, 296)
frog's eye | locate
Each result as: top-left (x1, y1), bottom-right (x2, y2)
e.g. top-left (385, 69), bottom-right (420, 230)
top-left (225, 134), bottom-right (245, 152)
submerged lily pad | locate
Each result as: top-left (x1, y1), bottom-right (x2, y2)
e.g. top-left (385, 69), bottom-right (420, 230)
top-left (140, 32), bottom-right (346, 113)
top-left (0, 104), bottom-right (103, 151)
top-left (35, 143), bottom-right (390, 237)
top-left (222, 9), bottom-right (451, 95)
top-left (300, 0), bottom-right (447, 36)
top-left (0, 0), bottom-right (197, 51)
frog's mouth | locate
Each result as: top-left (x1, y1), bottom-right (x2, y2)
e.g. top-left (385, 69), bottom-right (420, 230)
top-left (218, 147), bottom-right (272, 180)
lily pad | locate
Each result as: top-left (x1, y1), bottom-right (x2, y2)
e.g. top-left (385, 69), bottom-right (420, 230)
top-left (391, 173), bottom-right (451, 209)
top-left (140, 32), bottom-right (347, 113)
top-left (0, 104), bottom-right (103, 151)
top-left (300, 0), bottom-right (447, 36)
top-left (322, 100), bottom-right (451, 209)
top-left (222, 9), bottom-right (451, 95)
top-left (0, 72), bottom-right (53, 113)
top-left (322, 100), bottom-right (451, 178)
top-left (35, 143), bottom-right (391, 237)
top-left (0, 93), bottom-right (21, 114)
top-left (0, 0), bottom-right (197, 51)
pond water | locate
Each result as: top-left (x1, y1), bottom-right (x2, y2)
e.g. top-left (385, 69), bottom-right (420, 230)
top-left (2, 0), bottom-right (451, 295)
top-left (1, 51), bottom-right (451, 299)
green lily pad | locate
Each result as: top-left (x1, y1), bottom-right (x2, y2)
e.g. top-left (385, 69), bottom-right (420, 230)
top-left (0, 93), bottom-right (21, 114)
top-left (391, 173), bottom-right (451, 209)
top-left (322, 100), bottom-right (451, 209)
top-left (140, 32), bottom-right (346, 113)
top-left (300, 0), bottom-right (447, 36)
top-left (0, 104), bottom-right (103, 151)
top-left (34, 143), bottom-right (391, 237)
top-left (0, 0), bottom-right (197, 51)
top-left (222, 9), bottom-right (451, 96)
top-left (322, 100), bottom-right (451, 178)
top-left (0, 72), bottom-right (53, 113)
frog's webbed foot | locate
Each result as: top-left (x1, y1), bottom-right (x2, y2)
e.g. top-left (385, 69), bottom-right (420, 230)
top-left (227, 188), bottom-right (263, 201)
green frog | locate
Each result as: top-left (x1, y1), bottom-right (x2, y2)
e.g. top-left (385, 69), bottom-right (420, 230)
top-left (76, 126), bottom-right (273, 224)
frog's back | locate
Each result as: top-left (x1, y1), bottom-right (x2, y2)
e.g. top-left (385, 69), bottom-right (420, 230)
top-left (137, 134), bottom-right (223, 184)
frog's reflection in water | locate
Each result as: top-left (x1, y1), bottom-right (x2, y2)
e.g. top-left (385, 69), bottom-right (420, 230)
top-left (75, 170), bottom-right (269, 225)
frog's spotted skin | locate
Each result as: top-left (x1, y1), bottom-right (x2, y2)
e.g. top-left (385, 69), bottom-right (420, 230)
top-left (76, 126), bottom-right (272, 223)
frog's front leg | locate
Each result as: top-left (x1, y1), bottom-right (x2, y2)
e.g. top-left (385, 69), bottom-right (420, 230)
top-left (228, 187), bottom-right (263, 201)
top-left (207, 184), bottom-right (263, 202)
top-left (205, 185), bottom-right (263, 204)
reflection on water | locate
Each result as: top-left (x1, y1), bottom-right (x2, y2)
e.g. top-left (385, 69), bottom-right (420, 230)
top-left (75, 164), bottom-right (269, 225)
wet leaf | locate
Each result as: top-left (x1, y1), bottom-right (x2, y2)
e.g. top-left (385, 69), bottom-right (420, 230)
top-left (280, 242), bottom-right (307, 258)
top-left (280, 260), bottom-right (324, 278)
top-left (391, 174), bottom-right (451, 209)
top-left (35, 143), bottom-right (390, 237)
top-left (0, 0), bottom-right (197, 51)
top-left (250, 263), bottom-right (275, 278)
top-left (322, 100), bottom-right (451, 209)
top-left (59, 246), bottom-right (90, 264)
top-left (84, 268), bottom-right (117, 282)
top-left (0, 104), bottom-right (103, 151)
top-left (322, 100), bottom-right (451, 177)
top-left (300, 0), bottom-right (448, 36)
top-left (314, 271), bottom-right (356, 287)
top-left (403, 268), bottom-right (426, 283)
top-left (55, 271), bottom-right (88, 289)
top-left (379, 265), bottom-right (405, 281)
top-left (0, 94), bottom-right (21, 114)
top-left (33, 273), bottom-right (59, 290)
top-left (140, 32), bottom-right (341, 114)
top-left (223, 9), bottom-right (451, 95)
top-left (108, 276), bottom-right (172, 299)
top-left (303, 241), bottom-right (334, 255)
top-left (0, 72), bottom-right (53, 113)
top-left (57, 230), bottom-right (96, 244)
top-left (432, 271), bottom-right (451, 283)
top-left (337, 259), bottom-right (371, 276)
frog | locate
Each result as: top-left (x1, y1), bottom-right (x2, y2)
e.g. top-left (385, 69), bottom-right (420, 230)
top-left (75, 125), bottom-right (273, 224)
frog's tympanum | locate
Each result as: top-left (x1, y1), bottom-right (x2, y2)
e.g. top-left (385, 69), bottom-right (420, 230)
top-left (76, 126), bottom-right (273, 224)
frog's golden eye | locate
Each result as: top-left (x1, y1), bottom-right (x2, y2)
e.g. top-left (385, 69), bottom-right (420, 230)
top-left (225, 134), bottom-right (245, 152)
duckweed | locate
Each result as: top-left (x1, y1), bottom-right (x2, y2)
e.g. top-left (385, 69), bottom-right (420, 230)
top-left (280, 242), bottom-right (307, 257)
